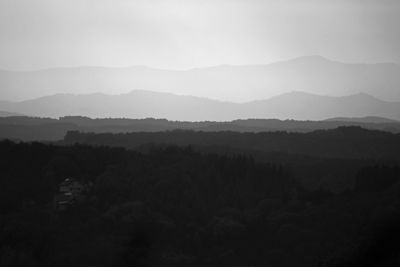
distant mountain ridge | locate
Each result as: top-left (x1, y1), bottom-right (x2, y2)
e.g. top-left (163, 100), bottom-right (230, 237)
top-left (0, 90), bottom-right (399, 121)
top-left (325, 116), bottom-right (399, 123)
top-left (0, 110), bottom-right (24, 117)
top-left (1, 55), bottom-right (400, 102)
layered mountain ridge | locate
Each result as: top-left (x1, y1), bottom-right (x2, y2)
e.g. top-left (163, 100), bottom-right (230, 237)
top-left (1, 55), bottom-right (400, 102)
top-left (1, 90), bottom-right (399, 121)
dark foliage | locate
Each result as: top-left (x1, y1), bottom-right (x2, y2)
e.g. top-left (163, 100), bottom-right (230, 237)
top-left (1, 139), bottom-right (400, 266)
top-left (63, 127), bottom-right (400, 160)
top-left (354, 165), bottom-right (400, 192)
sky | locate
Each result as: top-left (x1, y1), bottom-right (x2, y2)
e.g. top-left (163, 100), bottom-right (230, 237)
top-left (0, 0), bottom-right (399, 70)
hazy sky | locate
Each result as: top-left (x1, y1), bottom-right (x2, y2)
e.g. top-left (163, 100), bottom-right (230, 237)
top-left (0, 0), bottom-right (399, 70)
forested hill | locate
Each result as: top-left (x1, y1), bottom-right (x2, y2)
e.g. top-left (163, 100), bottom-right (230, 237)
top-left (1, 116), bottom-right (400, 141)
top-left (2, 140), bottom-right (400, 266)
top-left (63, 126), bottom-right (400, 160)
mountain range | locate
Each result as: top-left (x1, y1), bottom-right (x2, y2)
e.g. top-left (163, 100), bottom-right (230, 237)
top-left (0, 90), bottom-right (399, 121)
top-left (1, 55), bottom-right (400, 102)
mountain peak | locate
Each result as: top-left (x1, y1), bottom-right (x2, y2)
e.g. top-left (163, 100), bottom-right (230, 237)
top-left (344, 92), bottom-right (379, 101)
top-left (269, 91), bottom-right (326, 100)
top-left (288, 55), bottom-right (333, 64)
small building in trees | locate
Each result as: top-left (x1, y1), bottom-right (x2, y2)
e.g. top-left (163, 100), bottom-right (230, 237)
top-left (54, 178), bottom-right (89, 210)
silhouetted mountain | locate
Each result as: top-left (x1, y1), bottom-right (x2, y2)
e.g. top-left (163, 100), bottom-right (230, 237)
top-left (241, 91), bottom-right (400, 121)
top-left (1, 56), bottom-right (400, 102)
top-left (1, 90), bottom-right (399, 121)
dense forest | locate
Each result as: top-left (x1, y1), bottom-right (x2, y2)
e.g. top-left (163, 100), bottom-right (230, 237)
top-left (1, 136), bottom-right (400, 266)
top-left (63, 127), bottom-right (400, 160)
top-left (63, 127), bottom-right (400, 192)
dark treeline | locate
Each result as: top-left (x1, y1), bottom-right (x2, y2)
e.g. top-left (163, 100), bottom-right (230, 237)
top-left (63, 127), bottom-right (400, 160)
top-left (1, 116), bottom-right (400, 141)
top-left (1, 140), bottom-right (400, 266)
top-left (62, 127), bottom-right (400, 193)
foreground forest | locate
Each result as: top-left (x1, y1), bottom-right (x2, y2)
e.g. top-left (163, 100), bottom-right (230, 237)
top-left (1, 127), bottom-right (400, 266)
